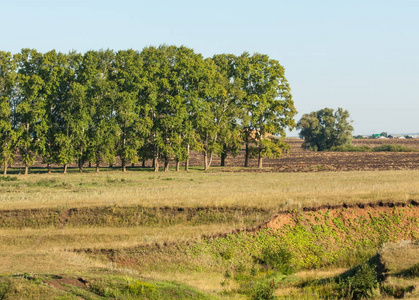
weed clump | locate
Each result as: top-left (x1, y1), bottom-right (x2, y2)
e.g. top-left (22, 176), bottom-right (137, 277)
top-left (372, 144), bottom-right (418, 152)
top-left (329, 145), bottom-right (372, 152)
top-left (329, 144), bottom-right (419, 152)
top-left (338, 262), bottom-right (380, 299)
top-left (0, 175), bottom-right (18, 181)
top-left (250, 280), bottom-right (277, 300)
top-left (257, 246), bottom-right (294, 275)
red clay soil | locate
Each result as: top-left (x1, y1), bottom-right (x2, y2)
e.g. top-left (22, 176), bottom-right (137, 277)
top-left (266, 201), bottom-right (419, 231)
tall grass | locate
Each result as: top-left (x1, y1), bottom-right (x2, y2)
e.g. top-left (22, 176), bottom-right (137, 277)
top-left (1, 170), bottom-right (419, 210)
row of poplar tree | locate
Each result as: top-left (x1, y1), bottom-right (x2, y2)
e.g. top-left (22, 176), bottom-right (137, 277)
top-left (0, 45), bottom-right (297, 175)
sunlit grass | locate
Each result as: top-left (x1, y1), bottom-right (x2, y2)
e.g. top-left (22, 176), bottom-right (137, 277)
top-left (1, 169), bottom-right (419, 298)
top-left (0, 223), bottom-right (243, 275)
top-left (0, 169), bottom-right (418, 210)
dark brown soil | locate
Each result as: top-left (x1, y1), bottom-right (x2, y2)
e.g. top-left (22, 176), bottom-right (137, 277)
top-left (203, 139), bottom-right (419, 172)
top-left (10, 139), bottom-right (419, 173)
top-left (45, 276), bottom-right (89, 291)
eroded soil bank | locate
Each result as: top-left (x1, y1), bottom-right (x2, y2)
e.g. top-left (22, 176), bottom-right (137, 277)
top-left (266, 200), bottom-right (419, 233)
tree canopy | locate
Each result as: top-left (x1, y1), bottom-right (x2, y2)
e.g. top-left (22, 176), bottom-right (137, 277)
top-left (297, 107), bottom-right (353, 151)
top-left (0, 47), bottom-right (297, 174)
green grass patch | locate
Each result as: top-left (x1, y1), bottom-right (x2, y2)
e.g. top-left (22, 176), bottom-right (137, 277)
top-left (329, 145), bottom-right (372, 152)
top-left (372, 144), bottom-right (419, 152)
top-left (329, 143), bottom-right (419, 152)
top-left (0, 176), bottom-right (18, 182)
top-left (0, 274), bottom-right (214, 300)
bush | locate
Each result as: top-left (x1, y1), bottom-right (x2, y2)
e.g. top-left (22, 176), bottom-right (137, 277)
top-left (329, 145), bottom-right (371, 152)
top-left (372, 144), bottom-right (418, 152)
top-left (338, 262), bottom-right (379, 299)
top-left (258, 246), bottom-right (294, 275)
top-left (250, 280), bottom-right (277, 300)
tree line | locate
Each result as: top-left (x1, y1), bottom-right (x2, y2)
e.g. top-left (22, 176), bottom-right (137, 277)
top-left (0, 46), bottom-right (297, 175)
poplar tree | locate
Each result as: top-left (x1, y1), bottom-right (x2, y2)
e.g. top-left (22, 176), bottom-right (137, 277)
top-left (82, 50), bottom-right (118, 172)
top-left (40, 50), bottom-right (86, 173)
top-left (238, 53), bottom-right (296, 168)
top-left (14, 49), bottom-right (47, 175)
top-left (211, 54), bottom-right (245, 167)
top-left (140, 45), bottom-right (204, 172)
top-left (112, 49), bottom-right (151, 172)
top-left (0, 51), bottom-right (17, 175)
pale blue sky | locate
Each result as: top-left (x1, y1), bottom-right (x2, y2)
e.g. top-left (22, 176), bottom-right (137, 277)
top-left (2, 0), bottom-right (418, 135)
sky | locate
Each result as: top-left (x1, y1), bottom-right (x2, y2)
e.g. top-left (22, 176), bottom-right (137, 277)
top-left (2, 0), bottom-right (418, 135)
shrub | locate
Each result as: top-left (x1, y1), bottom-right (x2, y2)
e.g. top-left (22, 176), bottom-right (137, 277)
top-left (338, 262), bottom-right (379, 299)
top-left (258, 246), bottom-right (294, 275)
top-left (372, 144), bottom-right (418, 152)
top-left (0, 175), bottom-right (18, 181)
top-left (250, 280), bottom-right (277, 300)
top-left (329, 145), bottom-right (371, 152)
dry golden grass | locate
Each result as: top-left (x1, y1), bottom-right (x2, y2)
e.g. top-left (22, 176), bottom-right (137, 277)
top-left (1, 169), bottom-right (418, 299)
top-left (1, 169), bottom-right (419, 210)
top-left (380, 241), bottom-right (419, 273)
top-left (0, 223), bottom-right (242, 274)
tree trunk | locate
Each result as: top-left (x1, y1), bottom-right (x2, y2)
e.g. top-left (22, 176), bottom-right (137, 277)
top-left (208, 152), bottom-right (213, 169)
top-left (79, 146), bottom-right (84, 173)
top-left (164, 157), bottom-right (169, 172)
top-left (88, 161), bottom-right (92, 168)
top-left (63, 164), bottom-right (68, 174)
top-left (47, 163), bottom-right (51, 174)
top-left (176, 159), bottom-right (180, 172)
top-left (154, 157), bottom-right (159, 172)
top-left (204, 151), bottom-right (209, 171)
top-left (121, 158), bottom-right (126, 172)
top-left (131, 163), bottom-right (135, 168)
top-left (221, 152), bottom-right (226, 167)
top-left (3, 164), bottom-right (7, 176)
top-left (244, 143), bottom-right (249, 167)
top-left (185, 144), bottom-right (190, 172)
top-left (142, 159), bottom-right (146, 168)
top-left (24, 164), bottom-right (28, 175)
top-left (95, 163), bottom-right (100, 173)
top-left (258, 152), bottom-right (263, 169)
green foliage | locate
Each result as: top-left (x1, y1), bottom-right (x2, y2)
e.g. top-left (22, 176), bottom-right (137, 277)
top-left (237, 52), bottom-right (297, 167)
top-left (329, 145), bottom-right (372, 152)
top-left (0, 274), bottom-right (213, 300)
top-left (372, 144), bottom-right (419, 152)
top-left (0, 47), bottom-right (297, 171)
top-left (297, 107), bottom-right (353, 151)
top-left (0, 175), bottom-right (18, 181)
top-left (0, 51), bottom-right (17, 175)
top-left (88, 275), bottom-right (212, 300)
top-left (14, 49), bottom-right (48, 171)
top-left (337, 262), bottom-right (379, 299)
top-left (258, 246), bottom-right (294, 274)
top-left (0, 279), bottom-right (11, 299)
top-left (250, 280), bottom-right (277, 300)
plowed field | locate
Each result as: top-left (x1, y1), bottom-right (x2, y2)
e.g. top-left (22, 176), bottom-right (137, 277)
top-left (189, 139), bottom-right (419, 172)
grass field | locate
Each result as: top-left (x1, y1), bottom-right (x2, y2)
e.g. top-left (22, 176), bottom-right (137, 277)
top-left (1, 165), bottom-right (419, 298)
top-left (1, 169), bottom-right (419, 210)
